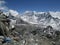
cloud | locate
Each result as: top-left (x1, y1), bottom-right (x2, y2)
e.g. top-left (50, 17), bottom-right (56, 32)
top-left (0, 0), bottom-right (8, 11)
top-left (0, 0), bottom-right (6, 4)
top-left (9, 10), bottom-right (19, 17)
top-left (50, 11), bottom-right (60, 19)
top-left (0, 0), bottom-right (19, 17)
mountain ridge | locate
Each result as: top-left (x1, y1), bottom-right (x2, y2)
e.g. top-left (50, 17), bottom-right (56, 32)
top-left (5, 10), bottom-right (60, 30)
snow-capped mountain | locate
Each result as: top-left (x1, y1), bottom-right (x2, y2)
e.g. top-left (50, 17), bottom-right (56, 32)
top-left (21, 11), bottom-right (60, 30)
top-left (4, 10), bottom-right (60, 30)
top-left (6, 10), bottom-right (28, 25)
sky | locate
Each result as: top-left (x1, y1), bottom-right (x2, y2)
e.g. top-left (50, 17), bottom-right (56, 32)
top-left (1, 0), bottom-right (60, 13)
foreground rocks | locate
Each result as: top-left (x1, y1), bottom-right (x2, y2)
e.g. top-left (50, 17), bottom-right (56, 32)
top-left (0, 25), bottom-right (60, 45)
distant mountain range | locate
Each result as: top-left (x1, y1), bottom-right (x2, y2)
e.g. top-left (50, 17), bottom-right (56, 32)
top-left (5, 10), bottom-right (60, 30)
top-left (21, 11), bottom-right (60, 30)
